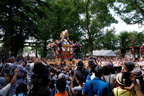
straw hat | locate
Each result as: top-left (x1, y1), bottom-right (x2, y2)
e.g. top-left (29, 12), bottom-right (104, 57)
top-left (132, 66), bottom-right (144, 77)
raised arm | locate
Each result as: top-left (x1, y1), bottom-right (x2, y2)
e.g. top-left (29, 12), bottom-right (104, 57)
top-left (69, 76), bottom-right (73, 91)
top-left (0, 68), bottom-right (18, 96)
top-left (10, 68), bottom-right (18, 85)
top-left (131, 73), bottom-right (144, 96)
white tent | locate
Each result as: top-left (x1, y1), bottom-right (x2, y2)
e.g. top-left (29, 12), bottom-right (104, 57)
top-left (87, 50), bottom-right (116, 57)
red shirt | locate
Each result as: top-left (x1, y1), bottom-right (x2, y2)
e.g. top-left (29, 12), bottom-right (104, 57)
top-left (55, 91), bottom-right (69, 96)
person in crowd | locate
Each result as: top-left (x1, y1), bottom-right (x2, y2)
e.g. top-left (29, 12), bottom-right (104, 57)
top-left (82, 66), bottom-right (109, 96)
top-left (107, 61), bottom-right (114, 67)
top-left (112, 72), bottom-right (136, 96)
top-left (13, 83), bottom-right (27, 96)
top-left (132, 66), bottom-right (144, 94)
top-left (0, 55), bottom-right (144, 96)
top-left (0, 67), bottom-right (5, 89)
top-left (21, 60), bottom-right (27, 67)
top-left (55, 78), bottom-right (69, 96)
top-left (73, 61), bottom-right (89, 87)
top-left (0, 58), bottom-right (3, 68)
top-left (102, 66), bottom-right (116, 95)
top-left (36, 86), bottom-right (51, 96)
top-left (0, 68), bottom-right (18, 96)
top-left (54, 73), bottom-right (70, 94)
top-left (8, 58), bottom-right (27, 96)
top-left (70, 73), bottom-right (85, 96)
top-left (131, 72), bottom-right (144, 96)
top-left (75, 61), bottom-right (89, 77)
top-left (25, 57), bottom-right (36, 92)
top-left (124, 61), bottom-right (135, 72)
top-left (86, 64), bottom-right (96, 81)
top-left (11, 57), bottom-right (17, 65)
top-left (123, 61), bottom-right (136, 90)
top-left (29, 61), bottom-right (51, 96)
top-left (1, 57), bottom-right (14, 84)
top-left (87, 60), bottom-right (96, 73)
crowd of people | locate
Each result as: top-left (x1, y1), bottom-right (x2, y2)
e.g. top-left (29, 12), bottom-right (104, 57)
top-left (0, 56), bottom-right (143, 96)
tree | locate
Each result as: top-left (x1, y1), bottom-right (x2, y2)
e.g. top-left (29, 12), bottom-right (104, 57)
top-left (0, 0), bottom-right (52, 58)
top-left (118, 32), bottom-right (131, 48)
top-left (35, 0), bottom-right (82, 57)
top-left (118, 31), bottom-right (144, 48)
top-left (50, 0), bottom-right (81, 41)
top-left (113, 0), bottom-right (144, 25)
top-left (136, 31), bottom-right (144, 46)
top-left (93, 28), bottom-right (118, 50)
top-left (36, 5), bottom-right (57, 58)
top-left (102, 28), bottom-right (118, 50)
top-left (79, 0), bottom-right (117, 56)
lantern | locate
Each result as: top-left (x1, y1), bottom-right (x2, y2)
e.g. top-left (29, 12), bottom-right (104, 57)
top-left (130, 46), bottom-right (134, 54)
top-left (140, 46), bottom-right (143, 55)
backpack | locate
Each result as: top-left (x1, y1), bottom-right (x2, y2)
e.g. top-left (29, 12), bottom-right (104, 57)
top-left (103, 75), bottom-right (112, 96)
top-left (90, 80), bottom-right (97, 96)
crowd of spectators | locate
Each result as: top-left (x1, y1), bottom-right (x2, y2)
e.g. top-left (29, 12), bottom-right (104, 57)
top-left (0, 56), bottom-right (143, 96)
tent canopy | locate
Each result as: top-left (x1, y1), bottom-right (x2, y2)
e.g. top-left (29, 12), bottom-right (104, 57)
top-left (87, 50), bottom-right (116, 57)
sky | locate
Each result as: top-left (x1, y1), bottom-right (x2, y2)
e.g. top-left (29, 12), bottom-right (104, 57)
top-left (105, 9), bottom-right (144, 35)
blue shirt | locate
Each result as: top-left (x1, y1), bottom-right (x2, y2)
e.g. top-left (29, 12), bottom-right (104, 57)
top-left (86, 75), bottom-right (91, 81)
top-left (82, 78), bottom-right (109, 96)
top-left (10, 64), bottom-right (26, 77)
top-left (0, 76), bottom-right (5, 89)
top-left (13, 92), bottom-right (24, 96)
top-left (1, 63), bottom-right (12, 75)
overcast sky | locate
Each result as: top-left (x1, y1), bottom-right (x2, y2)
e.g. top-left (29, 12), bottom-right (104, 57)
top-left (105, 9), bottom-right (144, 34)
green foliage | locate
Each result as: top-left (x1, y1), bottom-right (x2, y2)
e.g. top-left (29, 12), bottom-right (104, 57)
top-left (93, 28), bottom-right (119, 50)
top-left (102, 28), bottom-right (118, 50)
top-left (0, 0), bottom-right (53, 57)
top-left (113, 0), bottom-right (144, 24)
top-left (36, 0), bottom-right (82, 57)
top-left (78, 0), bottom-right (118, 55)
top-left (118, 31), bottom-right (144, 48)
top-left (23, 47), bottom-right (31, 54)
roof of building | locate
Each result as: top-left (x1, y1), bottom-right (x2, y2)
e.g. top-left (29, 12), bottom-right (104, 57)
top-left (87, 50), bottom-right (116, 57)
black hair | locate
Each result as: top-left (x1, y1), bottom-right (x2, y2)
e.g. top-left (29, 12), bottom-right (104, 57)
top-left (16, 83), bottom-right (27, 96)
top-left (75, 73), bottom-right (85, 84)
top-left (125, 61), bottom-right (135, 71)
top-left (95, 66), bottom-right (104, 78)
top-left (16, 58), bottom-right (21, 62)
top-left (77, 61), bottom-right (84, 70)
top-left (56, 78), bottom-right (66, 92)
top-left (103, 66), bottom-right (111, 75)
top-left (90, 64), bottom-right (96, 73)
top-left (36, 86), bottom-right (50, 96)
top-left (110, 67), bottom-right (115, 74)
top-left (33, 62), bottom-right (49, 74)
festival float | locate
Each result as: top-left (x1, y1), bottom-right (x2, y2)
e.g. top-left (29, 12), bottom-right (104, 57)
top-left (49, 29), bottom-right (82, 64)
top-left (121, 46), bottom-right (144, 60)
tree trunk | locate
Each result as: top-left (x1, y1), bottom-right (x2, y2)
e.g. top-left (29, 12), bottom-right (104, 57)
top-left (88, 35), bottom-right (93, 57)
top-left (36, 42), bottom-right (38, 58)
top-left (5, 29), bottom-right (10, 59)
top-left (86, 0), bottom-right (93, 56)
top-left (43, 40), bottom-right (47, 57)
top-left (5, 3), bottom-right (12, 59)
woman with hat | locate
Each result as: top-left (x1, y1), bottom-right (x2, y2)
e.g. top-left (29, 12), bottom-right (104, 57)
top-left (112, 72), bottom-right (136, 96)
top-left (132, 66), bottom-right (144, 94)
